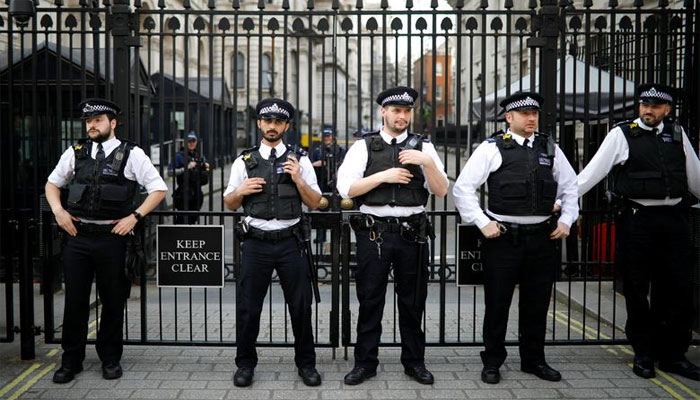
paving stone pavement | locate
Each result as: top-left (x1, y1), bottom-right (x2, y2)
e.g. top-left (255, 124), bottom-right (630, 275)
top-left (1, 339), bottom-right (698, 399)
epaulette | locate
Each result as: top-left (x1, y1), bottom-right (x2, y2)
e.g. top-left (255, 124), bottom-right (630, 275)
top-left (535, 131), bottom-right (556, 157)
top-left (421, 134), bottom-right (431, 143)
top-left (486, 137), bottom-right (496, 143)
top-left (73, 139), bottom-right (91, 159)
top-left (364, 130), bottom-right (380, 137)
top-left (501, 132), bottom-right (515, 149)
top-left (286, 144), bottom-right (308, 158)
top-left (238, 146), bottom-right (259, 159)
top-left (239, 146), bottom-right (259, 169)
top-left (613, 119), bottom-right (635, 129)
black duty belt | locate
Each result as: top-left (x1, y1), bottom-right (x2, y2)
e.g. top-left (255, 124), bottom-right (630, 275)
top-left (350, 213), bottom-right (425, 233)
top-left (76, 222), bottom-right (115, 234)
top-left (499, 219), bottom-right (552, 235)
top-left (245, 224), bottom-right (298, 241)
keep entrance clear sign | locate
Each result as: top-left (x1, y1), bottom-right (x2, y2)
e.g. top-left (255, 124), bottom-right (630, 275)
top-left (157, 225), bottom-right (224, 288)
top-left (456, 224), bottom-right (485, 286)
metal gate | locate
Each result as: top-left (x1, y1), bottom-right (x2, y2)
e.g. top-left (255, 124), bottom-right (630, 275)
top-left (1, 0), bottom-right (698, 355)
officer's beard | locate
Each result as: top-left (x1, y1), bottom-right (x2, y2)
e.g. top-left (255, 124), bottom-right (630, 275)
top-left (88, 127), bottom-right (112, 143)
top-left (262, 129), bottom-right (285, 144)
top-left (640, 114), bottom-right (662, 127)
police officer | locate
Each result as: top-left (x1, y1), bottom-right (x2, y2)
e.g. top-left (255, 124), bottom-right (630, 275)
top-left (453, 92), bottom-right (579, 384)
top-left (336, 86), bottom-right (449, 385)
top-left (577, 83), bottom-right (700, 381)
top-left (223, 98), bottom-right (322, 387)
top-left (312, 126), bottom-right (346, 192)
top-left (170, 131), bottom-right (210, 224)
top-left (45, 98), bottom-right (167, 383)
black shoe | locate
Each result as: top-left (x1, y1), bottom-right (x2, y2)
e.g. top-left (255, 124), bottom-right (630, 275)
top-left (101, 361), bottom-right (123, 380)
top-left (521, 362), bottom-right (562, 382)
top-left (298, 367), bottom-right (322, 386)
top-left (632, 356), bottom-right (655, 379)
top-left (659, 359), bottom-right (700, 381)
top-left (343, 366), bottom-right (376, 385)
top-left (233, 367), bottom-right (254, 387)
top-left (481, 366), bottom-right (501, 384)
top-left (52, 365), bottom-right (83, 384)
top-left (404, 365), bottom-right (434, 384)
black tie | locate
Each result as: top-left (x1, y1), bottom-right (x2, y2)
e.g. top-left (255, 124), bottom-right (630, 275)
top-left (523, 138), bottom-right (530, 147)
top-left (269, 147), bottom-right (277, 162)
top-left (391, 138), bottom-right (397, 146)
top-left (96, 143), bottom-right (105, 162)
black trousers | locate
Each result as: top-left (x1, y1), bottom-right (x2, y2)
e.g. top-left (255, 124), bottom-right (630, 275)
top-left (481, 228), bottom-right (557, 368)
top-left (616, 204), bottom-right (693, 362)
top-left (60, 231), bottom-right (128, 369)
top-left (235, 236), bottom-right (316, 369)
top-left (353, 229), bottom-right (429, 370)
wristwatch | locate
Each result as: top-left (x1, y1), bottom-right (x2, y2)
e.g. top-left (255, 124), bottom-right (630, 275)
top-left (132, 211), bottom-right (143, 221)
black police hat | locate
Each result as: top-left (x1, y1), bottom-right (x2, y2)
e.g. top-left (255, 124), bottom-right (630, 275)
top-left (637, 83), bottom-right (674, 105)
top-left (256, 98), bottom-right (295, 121)
top-left (322, 126), bottom-right (334, 136)
top-left (376, 86), bottom-right (418, 107)
top-left (79, 98), bottom-right (121, 119)
top-left (499, 92), bottom-right (544, 112)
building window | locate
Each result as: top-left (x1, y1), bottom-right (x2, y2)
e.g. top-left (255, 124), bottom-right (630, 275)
top-left (436, 62), bottom-right (443, 76)
top-left (232, 52), bottom-right (244, 88)
top-left (436, 86), bottom-right (443, 101)
top-left (261, 53), bottom-right (272, 90)
top-left (437, 116), bottom-right (444, 127)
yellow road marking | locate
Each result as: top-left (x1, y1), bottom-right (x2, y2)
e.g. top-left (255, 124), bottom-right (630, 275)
top-left (0, 364), bottom-right (41, 397)
top-left (655, 369), bottom-right (700, 400)
top-left (7, 362), bottom-right (56, 400)
top-left (46, 349), bottom-right (59, 357)
top-left (551, 311), bottom-right (700, 399)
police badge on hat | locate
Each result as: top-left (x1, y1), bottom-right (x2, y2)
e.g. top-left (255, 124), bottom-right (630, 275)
top-left (376, 86), bottom-right (419, 107)
top-left (78, 98), bottom-right (121, 119)
top-left (637, 83), bottom-right (674, 105)
top-left (256, 98), bottom-right (295, 121)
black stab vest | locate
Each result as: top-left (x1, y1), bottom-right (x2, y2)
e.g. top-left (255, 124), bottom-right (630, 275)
top-left (613, 121), bottom-right (687, 199)
top-left (64, 140), bottom-right (138, 220)
top-left (241, 145), bottom-right (303, 220)
top-left (359, 133), bottom-right (429, 207)
top-left (487, 133), bottom-right (558, 216)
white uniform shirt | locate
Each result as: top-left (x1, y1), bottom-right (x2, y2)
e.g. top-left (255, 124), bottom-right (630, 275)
top-left (453, 130), bottom-right (579, 229)
top-left (577, 118), bottom-right (700, 205)
top-left (47, 137), bottom-right (168, 223)
top-left (223, 141), bottom-right (321, 231)
top-left (335, 129), bottom-right (448, 217)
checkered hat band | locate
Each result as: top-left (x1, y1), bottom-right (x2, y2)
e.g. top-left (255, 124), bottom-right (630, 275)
top-left (505, 97), bottom-right (540, 111)
top-left (640, 88), bottom-right (673, 102)
top-left (381, 92), bottom-right (414, 106)
top-left (259, 103), bottom-right (290, 118)
top-left (83, 104), bottom-right (117, 114)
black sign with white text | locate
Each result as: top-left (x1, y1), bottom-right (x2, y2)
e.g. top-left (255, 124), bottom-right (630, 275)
top-left (157, 225), bottom-right (224, 288)
top-left (457, 224), bottom-right (485, 286)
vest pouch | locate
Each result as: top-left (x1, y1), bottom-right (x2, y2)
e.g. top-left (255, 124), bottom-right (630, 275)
top-left (499, 180), bottom-right (528, 199)
top-left (277, 183), bottom-right (302, 218)
top-left (101, 184), bottom-right (129, 201)
top-left (67, 184), bottom-right (87, 206)
top-left (628, 171), bottom-right (663, 196)
top-left (538, 179), bottom-right (558, 204)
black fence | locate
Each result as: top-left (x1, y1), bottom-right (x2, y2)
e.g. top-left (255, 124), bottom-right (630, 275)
top-left (1, 0), bottom-right (698, 356)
